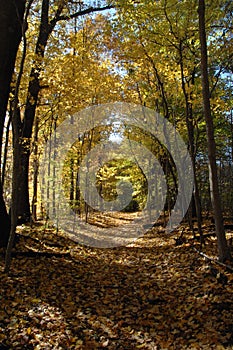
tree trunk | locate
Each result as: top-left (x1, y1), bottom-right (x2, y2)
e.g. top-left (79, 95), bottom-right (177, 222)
top-left (0, 0), bottom-right (26, 247)
top-left (179, 49), bottom-right (203, 243)
top-left (5, 125), bottom-right (23, 272)
top-left (0, 182), bottom-right (10, 247)
top-left (16, 0), bottom-right (52, 222)
top-left (32, 116), bottom-right (39, 221)
top-left (198, 0), bottom-right (231, 261)
top-left (1, 115), bottom-right (11, 189)
top-left (16, 139), bottom-right (31, 223)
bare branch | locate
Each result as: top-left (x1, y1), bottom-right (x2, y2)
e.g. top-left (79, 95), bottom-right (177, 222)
top-left (52, 4), bottom-right (114, 24)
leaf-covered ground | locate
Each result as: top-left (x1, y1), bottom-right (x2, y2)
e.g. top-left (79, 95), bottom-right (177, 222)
top-left (0, 219), bottom-right (233, 349)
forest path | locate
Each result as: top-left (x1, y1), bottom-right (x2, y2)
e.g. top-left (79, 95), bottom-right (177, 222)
top-left (0, 219), bottom-right (233, 349)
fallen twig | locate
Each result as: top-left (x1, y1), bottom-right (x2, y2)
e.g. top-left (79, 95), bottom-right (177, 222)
top-left (192, 246), bottom-right (233, 272)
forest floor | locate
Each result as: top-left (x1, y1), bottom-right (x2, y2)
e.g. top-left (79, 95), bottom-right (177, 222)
top-left (0, 214), bottom-right (233, 350)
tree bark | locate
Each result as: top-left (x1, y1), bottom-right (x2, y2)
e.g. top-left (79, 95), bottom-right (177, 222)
top-left (32, 116), bottom-right (39, 221)
top-left (1, 115), bottom-right (11, 189)
top-left (0, 0), bottom-right (25, 247)
top-left (198, 0), bottom-right (231, 261)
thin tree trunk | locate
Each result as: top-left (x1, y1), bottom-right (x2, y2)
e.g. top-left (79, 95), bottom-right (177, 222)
top-left (32, 115), bottom-right (39, 221)
top-left (5, 130), bottom-right (21, 273)
top-left (1, 115), bottom-right (11, 189)
top-left (0, 182), bottom-right (11, 247)
top-left (179, 49), bottom-right (203, 243)
top-left (198, 0), bottom-right (231, 261)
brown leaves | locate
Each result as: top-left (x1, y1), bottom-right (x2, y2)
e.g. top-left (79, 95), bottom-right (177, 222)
top-left (0, 222), bottom-right (233, 349)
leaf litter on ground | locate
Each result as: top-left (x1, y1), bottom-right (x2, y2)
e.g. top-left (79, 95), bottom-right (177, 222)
top-left (0, 217), bottom-right (233, 350)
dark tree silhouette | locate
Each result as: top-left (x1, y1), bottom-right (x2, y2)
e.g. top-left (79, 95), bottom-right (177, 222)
top-left (0, 0), bottom-right (26, 247)
top-left (198, 0), bottom-right (231, 262)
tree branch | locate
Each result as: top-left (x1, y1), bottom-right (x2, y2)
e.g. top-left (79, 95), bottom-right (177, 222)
top-left (52, 4), bottom-right (114, 24)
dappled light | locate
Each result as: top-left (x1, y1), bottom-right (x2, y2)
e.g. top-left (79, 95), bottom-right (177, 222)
top-left (1, 221), bottom-right (233, 349)
top-left (0, 0), bottom-right (232, 348)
